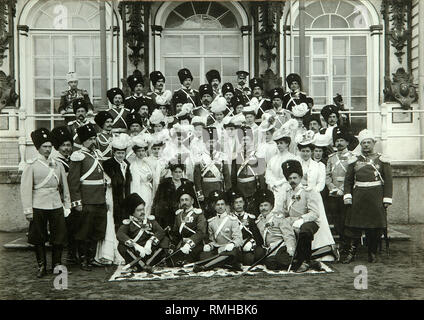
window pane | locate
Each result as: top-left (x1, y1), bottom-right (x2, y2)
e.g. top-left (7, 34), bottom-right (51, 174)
top-left (35, 58), bottom-right (50, 77)
top-left (313, 38), bottom-right (326, 55)
top-left (34, 36), bottom-right (50, 56)
top-left (174, 2), bottom-right (194, 19)
top-left (351, 97), bottom-right (367, 111)
top-left (350, 117), bottom-right (367, 135)
top-left (92, 36), bottom-right (100, 56)
top-left (73, 36), bottom-right (91, 56)
top-left (53, 36), bottom-right (68, 56)
top-left (322, 1), bottom-right (339, 13)
top-left (92, 58), bottom-right (101, 76)
top-left (35, 120), bottom-right (52, 131)
top-left (182, 58), bottom-right (200, 87)
top-left (333, 37), bottom-right (348, 55)
top-left (306, 1), bottom-right (324, 18)
top-left (313, 97), bottom-right (327, 105)
top-left (331, 15), bottom-right (348, 28)
top-left (312, 79), bottom-right (327, 97)
top-left (204, 35), bottom-right (221, 54)
top-left (78, 79), bottom-right (90, 93)
top-left (164, 58), bottom-right (182, 77)
top-left (336, 1), bottom-right (355, 17)
top-left (313, 59), bottom-right (326, 75)
top-left (333, 58), bottom-right (346, 76)
top-left (350, 36), bottom-right (366, 55)
top-left (93, 79), bottom-right (101, 97)
top-left (222, 58), bottom-right (239, 76)
top-left (333, 79), bottom-right (347, 97)
top-left (54, 79), bottom-right (67, 97)
top-left (293, 14), bottom-right (314, 29)
top-left (182, 36), bottom-right (200, 54)
top-left (162, 36), bottom-right (181, 54)
top-left (75, 58), bottom-right (90, 77)
top-left (35, 99), bottom-right (51, 114)
top-left (312, 15), bottom-right (329, 28)
top-left (204, 57), bottom-right (221, 77)
top-left (351, 77), bottom-right (367, 96)
top-left (72, 17), bottom-right (89, 29)
top-left (208, 2), bottom-right (227, 18)
top-left (165, 12), bottom-right (185, 29)
top-left (219, 12), bottom-right (238, 28)
top-left (53, 58), bottom-right (68, 77)
top-left (35, 80), bottom-right (51, 97)
top-left (347, 10), bottom-right (367, 28)
top-left (222, 35), bottom-right (240, 54)
top-left (351, 57), bottom-right (367, 76)
top-left (54, 99), bottom-right (62, 113)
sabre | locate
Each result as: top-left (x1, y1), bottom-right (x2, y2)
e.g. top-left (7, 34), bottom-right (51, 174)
top-left (183, 253), bottom-right (221, 268)
top-left (287, 235), bottom-right (300, 272)
top-left (151, 247), bottom-right (182, 267)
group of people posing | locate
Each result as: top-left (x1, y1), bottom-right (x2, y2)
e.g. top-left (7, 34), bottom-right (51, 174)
top-left (20, 67), bottom-right (393, 278)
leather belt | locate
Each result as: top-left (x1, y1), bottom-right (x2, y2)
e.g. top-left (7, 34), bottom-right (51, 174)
top-left (81, 179), bottom-right (105, 185)
top-left (237, 177), bottom-right (255, 183)
top-left (203, 177), bottom-right (221, 183)
top-left (354, 181), bottom-right (382, 187)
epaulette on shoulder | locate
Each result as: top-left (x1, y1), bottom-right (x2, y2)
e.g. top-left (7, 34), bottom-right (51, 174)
top-left (67, 120), bottom-right (76, 125)
top-left (175, 208), bottom-right (183, 215)
top-left (208, 216), bottom-right (216, 223)
top-left (146, 92), bottom-right (153, 96)
top-left (147, 215), bottom-right (155, 221)
top-left (122, 219), bottom-right (131, 225)
top-left (193, 208), bottom-right (202, 214)
top-left (247, 213), bottom-right (256, 219)
top-left (378, 154), bottom-right (391, 163)
top-left (347, 156), bottom-right (358, 165)
top-left (70, 151), bottom-right (85, 162)
top-left (26, 158), bottom-right (37, 164)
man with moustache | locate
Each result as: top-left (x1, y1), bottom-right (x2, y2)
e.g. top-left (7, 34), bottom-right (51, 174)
top-left (206, 69), bottom-right (222, 102)
top-left (193, 84), bottom-right (215, 124)
top-left (94, 111), bottom-right (114, 161)
top-left (282, 73), bottom-right (314, 111)
top-left (234, 70), bottom-right (252, 105)
top-left (68, 123), bottom-right (107, 271)
top-left (124, 70), bottom-right (153, 114)
top-left (174, 68), bottom-right (200, 107)
top-left (147, 71), bottom-right (172, 110)
top-left (21, 128), bottom-right (70, 278)
top-left (249, 78), bottom-right (272, 124)
top-left (67, 98), bottom-right (96, 152)
top-left (106, 87), bottom-right (130, 134)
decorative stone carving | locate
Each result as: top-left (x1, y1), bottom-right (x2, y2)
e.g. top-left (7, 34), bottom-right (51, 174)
top-left (0, 1), bottom-right (9, 67)
top-left (384, 67), bottom-right (417, 109)
top-left (0, 70), bottom-right (19, 111)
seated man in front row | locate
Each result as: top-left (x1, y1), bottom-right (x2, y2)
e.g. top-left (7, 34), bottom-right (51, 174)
top-left (116, 193), bottom-right (168, 272)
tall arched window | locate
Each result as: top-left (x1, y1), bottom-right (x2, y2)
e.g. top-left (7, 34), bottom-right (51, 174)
top-left (160, 1), bottom-right (244, 92)
top-left (22, 0), bottom-right (117, 130)
top-left (286, 0), bottom-right (374, 134)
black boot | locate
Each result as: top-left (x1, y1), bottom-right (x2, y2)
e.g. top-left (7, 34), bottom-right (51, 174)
top-left (342, 238), bottom-right (359, 264)
top-left (367, 229), bottom-right (379, 263)
top-left (35, 245), bottom-right (47, 278)
top-left (52, 245), bottom-right (63, 269)
top-left (79, 242), bottom-right (92, 271)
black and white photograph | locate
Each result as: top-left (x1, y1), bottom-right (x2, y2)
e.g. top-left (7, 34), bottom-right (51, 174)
top-left (0, 0), bottom-right (423, 305)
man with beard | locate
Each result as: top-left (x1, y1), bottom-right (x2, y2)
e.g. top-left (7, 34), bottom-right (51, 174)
top-left (193, 84), bottom-right (215, 124)
top-left (125, 70), bottom-right (153, 114)
top-left (234, 70), bottom-right (252, 105)
top-left (21, 128), bottom-right (70, 278)
top-left (94, 111), bottom-right (114, 161)
top-left (206, 69), bottom-right (222, 102)
top-left (68, 123), bottom-right (107, 271)
top-left (282, 73), bottom-right (314, 111)
top-left (67, 98), bottom-right (96, 152)
top-left (126, 112), bottom-right (144, 137)
top-left (174, 68), bottom-right (200, 107)
top-left (228, 190), bottom-right (262, 266)
top-left (147, 71), bottom-right (172, 110)
top-left (249, 78), bottom-right (272, 124)
top-left (168, 185), bottom-right (207, 266)
top-left (106, 87), bottom-right (130, 134)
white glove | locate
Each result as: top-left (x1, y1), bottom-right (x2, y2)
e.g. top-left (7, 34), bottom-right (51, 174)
top-left (134, 244), bottom-right (146, 258)
top-left (292, 218), bottom-right (304, 229)
top-left (287, 246), bottom-right (295, 257)
top-left (225, 243), bottom-right (235, 252)
top-left (242, 240), bottom-right (255, 252)
top-left (203, 244), bottom-right (212, 252)
top-left (64, 208), bottom-right (71, 218)
top-left (144, 240), bottom-right (152, 255)
top-left (181, 243), bottom-right (191, 255)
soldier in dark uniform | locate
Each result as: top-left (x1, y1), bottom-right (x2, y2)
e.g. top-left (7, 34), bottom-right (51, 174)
top-left (343, 129), bottom-right (393, 264)
top-left (206, 69), bottom-right (221, 101)
top-left (168, 185), bottom-right (207, 266)
top-left (68, 123), bottom-right (107, 271)
top-left (231, 126), bottom-right (266, 214)
top-left (21, 128), bottom-right (70, 278)
top-left (94, 111), bottom-right (114, 161)
top-left (116, 193), bottom-right (168, 271)
top-left (228, 190), bottom-right (262, 266)
top-left (193, 127), bottom-right (231, 212)
top-left (231, 95), bottom-right (245, 115)
top-left (269, 87), bottom-right (285, 111)
top-left (124, 70), bottom-right (153, 114)
top-left (174, 68), bottom-right (200, 107)
top-left (147, 71), bottom-right (172, 111)
top-left (303, 113), bottom-right (322, 134)
top-left (194, 191), bottom-right (243, 272)
top-left (67, 98), bottom-right (96, 152)
top-left (59, 72), bottom-right (93, 123)
top-left (171, 90), bottom-right (188, 118)
top-left (282, 73), bottom-right (313, 111)
top-left (222, 83), bottom-right (235, 104)
top-left (126, 112), bottom-right (144, 137)
top-left (193, 84), bottom-right (215, 126)
top-left (234, 70), bottom-right (252, 105)
top-left (106, 87), bottom-right (130, 134)
top-left (249, 78), bottom-right (273, 124)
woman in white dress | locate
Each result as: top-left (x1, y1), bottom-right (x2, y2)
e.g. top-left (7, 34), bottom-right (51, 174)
top-left (130, 135), bottom-right (156, 215)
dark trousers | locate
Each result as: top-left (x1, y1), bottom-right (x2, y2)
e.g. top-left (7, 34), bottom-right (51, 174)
top-left (66, 208), bottom-right (83, 257)
top-left (168, 243), bottom-right (203, 266)
top-left (199, 247), bottom-right (241, 268)
top-left (254, 246), bottom-right (291, 270)
top-left (294, 221), bottom-right (319, 268)
top-left (344, 227), bottom-right (382, 255)
top-left (75, 204), bottom-right (107, 242)
top-left (326, 196), bottom-right (347, 242)
top-left (117, 243), bottom-right (165, 266)
top-left (28, 208), bottom-right (67, 246)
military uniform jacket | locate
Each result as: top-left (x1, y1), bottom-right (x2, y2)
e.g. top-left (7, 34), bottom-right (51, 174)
top-left (174, 87), bottom-right (200, 107)
top-left (124, 94), bottom-right (153, 114)
top-left (254, 97), bottom-right (273, 122)
top-left (231, 150), bottom-right (266, 198)
top-left (193, 151), bottom-right (232, 199)
top-left (206, 212), bottom-right (243, 248)
top-left (282, 91), bottom-right (312, 111)
top-left (283, 186), bottom-right (320, 224)
top-left (54, 155), bottom-right (70, 174)
top-left (68, 146), bottom-right (106, 207)
top-left (170, 207), bottom-right (207, 246)
top-left (256, 212), bottom-right (291, 249)
top-left (147, 89), bottom-right (172, 108)
top-left (67, 119), bottom-right (97, 152)
top-left (97, 131), bottom-right (113, 160)
top-left (107, 106), bottom-right (130, 131)
top-left (59, 89), bottom-right (93, 114)
top-left (325, 149), bottom-right (354, 195)
top-left (192, 105), bottom-right (212, 119)
top-left (234, 86), bottom-right (252, 105)
top-left (117, 215), bottom-right (165, 246)
top-left (343, 153), bottom-right (393, 228)
top-left (233, 211), bottom-right (263, 246)
top-left (20, 153), bottom-right (71, 215)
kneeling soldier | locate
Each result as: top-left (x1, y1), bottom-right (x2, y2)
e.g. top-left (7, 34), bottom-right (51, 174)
top-left (228, 190), bottom-right (262, 266)
top-left (117, 193), bottom-right (167, 271)
top-left (168, 185), bottom-right (207, 266)
top-left (194, 191), bottom-right (243, 272)
top-left (21, 128), bottom-right (70, 278)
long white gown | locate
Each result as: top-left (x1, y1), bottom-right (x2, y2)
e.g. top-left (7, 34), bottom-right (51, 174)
top-left (130, 157), bottom-right (155, 215)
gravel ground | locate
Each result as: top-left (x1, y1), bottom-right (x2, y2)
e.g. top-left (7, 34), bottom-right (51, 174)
top-left (1, 225), bottom-right (423, 300)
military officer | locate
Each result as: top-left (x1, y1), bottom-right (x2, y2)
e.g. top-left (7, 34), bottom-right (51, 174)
top-left (67, 123), bottom-right (107, 271)
top-left (116, 193), bottom-right (167, 271)
top-left (193, 127), bottom-right (231, 205)
top-left (320, 104), bottom-right (339, 149)
top-left (325, 127), bottom-right (355, 247)
top-left (147, 71), bottom-right (172, 110)
top-left (222, 83), bottom-right (235, 106)
top-left (242, 104), bottom-right (259, 149)
top-left (282, 73), bottom-right (314, 111)
top-left (254, 189), bottom-right (292, 270)
top-left (229, 190), bottom-right (262, 266)
top-left (126, 112), bottom-right (145, 137)
top-left (174, 68), bottom-right (200, 107)
top-left (303, 113), bottom-right (322, 135)
top-left (249, 78), bottom-right (272, 124)
top-left (269, 87), bottom-right (285, 112)
top-left (194, 191), bottom-right (243, 272)
top-left (125, 70), bottom-right (153, 114)
top-left (205, 69), bottom-right (222, 101)
top-left (234, 70), bottom-right (252, 105)
top-left (281, 160), bottom-right (322, 273)
top-left (21, 128), bottom-right (70, 278)
top-left (59, 72), bottom-right (93, 122)
top-left (94, 111), bottom-right (114, 161)
top-left (231, 95), bottom-right (245, 115)
top-left (193, 84), bottom-right (215, 125)
top-left (171, 90), bottom-right (188, 120)
top-left (231, 126), bottom-right (266, 214)
top-left (106, 87), bottom-right (130, 134)
top-left (67, 98), bottom-right (96, 152)
top-left (168, 185), bottom-right (207, 266)
top-left (343, 129), bottom-right (393, 264)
